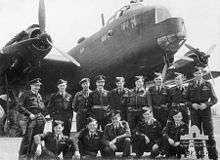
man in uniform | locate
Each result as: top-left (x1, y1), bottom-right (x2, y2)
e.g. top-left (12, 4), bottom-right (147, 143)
top-left (47, 79), bottom-right (73, 136)
top-left (168, 73), bottom-right (189, 124)
top-left (186, 68), bottom-right (218, 160)
top-left (72, 78), bottom-right (92, 132)
top-left (149, 73), bottom-right (169, 128)
top-left (88, 75), bottom-right (110, 130)
top-left (34, 120), bottom-right (80, 160)
top-left (132, 108), bottom-right (162, 158)
top-left (18, 78), bottom-right (46, 160)
top-left (108, 77), bottom-right (130, 120)
top-left (103, 110), bottom-right (131, 158)
top-left (78, 117), bottom-right (105, 158)
top-left (125, 76), bottom-right (151, 130)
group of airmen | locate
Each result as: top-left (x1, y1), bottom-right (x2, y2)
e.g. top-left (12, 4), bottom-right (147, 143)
top-left (13, 67), bottom-right (218, 160)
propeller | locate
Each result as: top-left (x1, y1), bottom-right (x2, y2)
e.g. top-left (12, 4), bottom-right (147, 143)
top-left (38, 0), bottom-right (46, 33)
top-left (37, 0), bottom-right (81, 67)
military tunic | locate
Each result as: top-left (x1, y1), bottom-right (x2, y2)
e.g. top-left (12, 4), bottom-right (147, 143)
top-left (186, 81), bottom-right (218, 160)
top-left (168, 86), bottom-right (189, 124)
top-left (88, 89), bottom-right (111, 130)
top-left (47, 92), bottom-right (73, 135)
top-left (125, 88), bottom-right (151, 130)
top-left (78, 128), bottom-right (105, 157)
top-left (18, 90), bottom-right (46, 159)
top-left (36, 132), bottom-right (78, 160)
top-left (108, 87), bottom-right (130, 120)
top-left (149, 86), bottom-right (169, 128)
top-left (72, 89), bottom-right (92, 131)
top-left (132, 119), bottom-right (162, 157)
top-left (103, 120), bottom-right (131, 157)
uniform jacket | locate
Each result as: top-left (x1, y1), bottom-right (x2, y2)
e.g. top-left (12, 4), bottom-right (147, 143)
top-left (148, 85), bottom-right (169, 107)
top-left (103, 120), bottom-right (131, 143)
top-left (168, 86), bottom-right (188, 107)
top-left (162, 121), bottom-right (188, 142)
top-left (72, 89), bottom-right (92, 113)
top-left (39, 132), bottom-right (78, 155)
top-left (133, 119), bottom-right (162, 145)
top-left (125, 88), bottom-right (151, 110)
top-left (78, 128), bottom-right (104, 154)
top-left (18, 90), bottom-right (45, 116)
top-left (186, 81), bottom-right (218, 108)
top-left (108, 87), bottom-right (130, 111)
top-left (47, 92), bottom-right (73, 120)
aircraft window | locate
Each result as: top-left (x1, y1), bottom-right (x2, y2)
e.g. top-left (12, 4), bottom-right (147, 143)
top-left (107, 5), bottom-right (130, 24)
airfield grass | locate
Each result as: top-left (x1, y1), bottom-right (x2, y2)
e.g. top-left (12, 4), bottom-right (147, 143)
top-left (1, 116), bottom-right (220, 160)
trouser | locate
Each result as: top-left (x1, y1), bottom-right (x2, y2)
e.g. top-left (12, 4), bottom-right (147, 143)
top-left (76, 111), bottom-right (90, 132)
top-left (127, 110), bottom-right (142, 131)
top-left (103, 138), bottom-right (131, 157)
top-left (190, 107), bottom-right (218, 160)
top-left (18, 114), bottom-right (46, 160)
top-left (152, 107), bottom-right (168, 128)
top-left (169, 105), bottom-right (189, 125)
top-left (132, 135), bottom-right (160, 157)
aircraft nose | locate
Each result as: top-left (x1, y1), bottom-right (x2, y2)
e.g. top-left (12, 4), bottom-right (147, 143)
top-left (157, 18), bottom-right (186, 53)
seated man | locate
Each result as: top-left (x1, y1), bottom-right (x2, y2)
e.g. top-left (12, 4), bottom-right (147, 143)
top-left (132, 108), bottom-right (162, 158)
top-left (162, 109), bottom-right (188, 158)
top-left (103, 110), bottom-right (131, 158)
top-left (78, 117), bottom-right (105, 158)
top-left (34, 120), bottom-right (80, 160)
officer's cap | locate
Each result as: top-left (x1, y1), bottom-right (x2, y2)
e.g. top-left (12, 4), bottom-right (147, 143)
top-left (53, 120), bottom-right (64, 127)
top-left (57, 79), bottom-right (67, 86)
top-left (95, 75), bottom-right (105, 82)
top-left (79, 78), bottom-right (90, 85)
top-left (29, 78), bottom-right (42, 86)
top-left (170, 109), bottom-right (182, 117)
top-left (134, 75), bottom-right (144, 82)
top-left (115, 77), bottom-right (125, 83)
top-left (86, 117), bottom-right (97, 125)
top-left (109, 110), bottom-right (121, 119)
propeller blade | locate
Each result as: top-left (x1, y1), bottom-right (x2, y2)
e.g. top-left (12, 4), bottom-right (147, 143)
top-left (206, 44), bottom-right (216, 55)
top-left (47, 40), bottom-right (81, 67)
top-left (185, 43), bottom-right (198, 51)
top-left (38, 0), bottom-right (46, 33)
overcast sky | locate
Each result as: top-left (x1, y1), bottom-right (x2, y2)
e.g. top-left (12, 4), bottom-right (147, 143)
top-left (0, 0), bottom-right (220, 109)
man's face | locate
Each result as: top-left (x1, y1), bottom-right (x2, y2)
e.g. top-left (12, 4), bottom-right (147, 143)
top-left (175, 76), bottom-right (183, 86)
top-left (194, 72), bottom-right (203, 81)
top-left (87, 121), bottom-right (98, 132)
top-left (116, 81), bottom-right (124, 89)
top-left (96, 81), bottom-right (105, 89)
top-left (143, 110), bottom-right (153, 121)
top-left (57, 83), bottom-right (67, 93)
top-left (111, 114), bottom-right (121, 124)
top-left (30, 84), bottom-right (41, 93)
top-left (135, 79), bottom-right (144, 88)
top-left (81, 82), bottom-right (90, 90)
top-left (154, 77), bottom-right (163, 86)
top-left (173, 112), bottom-right (183, 123)
top-left (54, 124), bottom-right (64, 135)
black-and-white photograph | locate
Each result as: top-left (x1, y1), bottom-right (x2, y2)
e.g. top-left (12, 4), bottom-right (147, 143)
top-left (0, 0), bottom-right (220, 159)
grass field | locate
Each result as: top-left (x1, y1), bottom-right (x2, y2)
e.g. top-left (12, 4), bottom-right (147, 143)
top-left (1, 116), bottom-right (220, 160)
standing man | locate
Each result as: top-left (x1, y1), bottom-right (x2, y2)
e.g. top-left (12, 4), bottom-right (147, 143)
top-left (186, 68), bottom-right (218, 160)
top-left (72, 78), bottom-right (92, 132)
top-left (103, 110), bottom-right (131, 158)
top-left (47, 79), bottom-right (73, 136)
top-left (89, 75), bottom-right (111, 130)
top-left (18, 78), bottom-right (46, 160)
top-left (168, 73), bottom-right (189, 124)
top-left (125, 76), bottom-right (151, 130)
top-left (108, 77), bottom-right (130, 120)
top-left (149, 74), bottom-right (169, 128)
